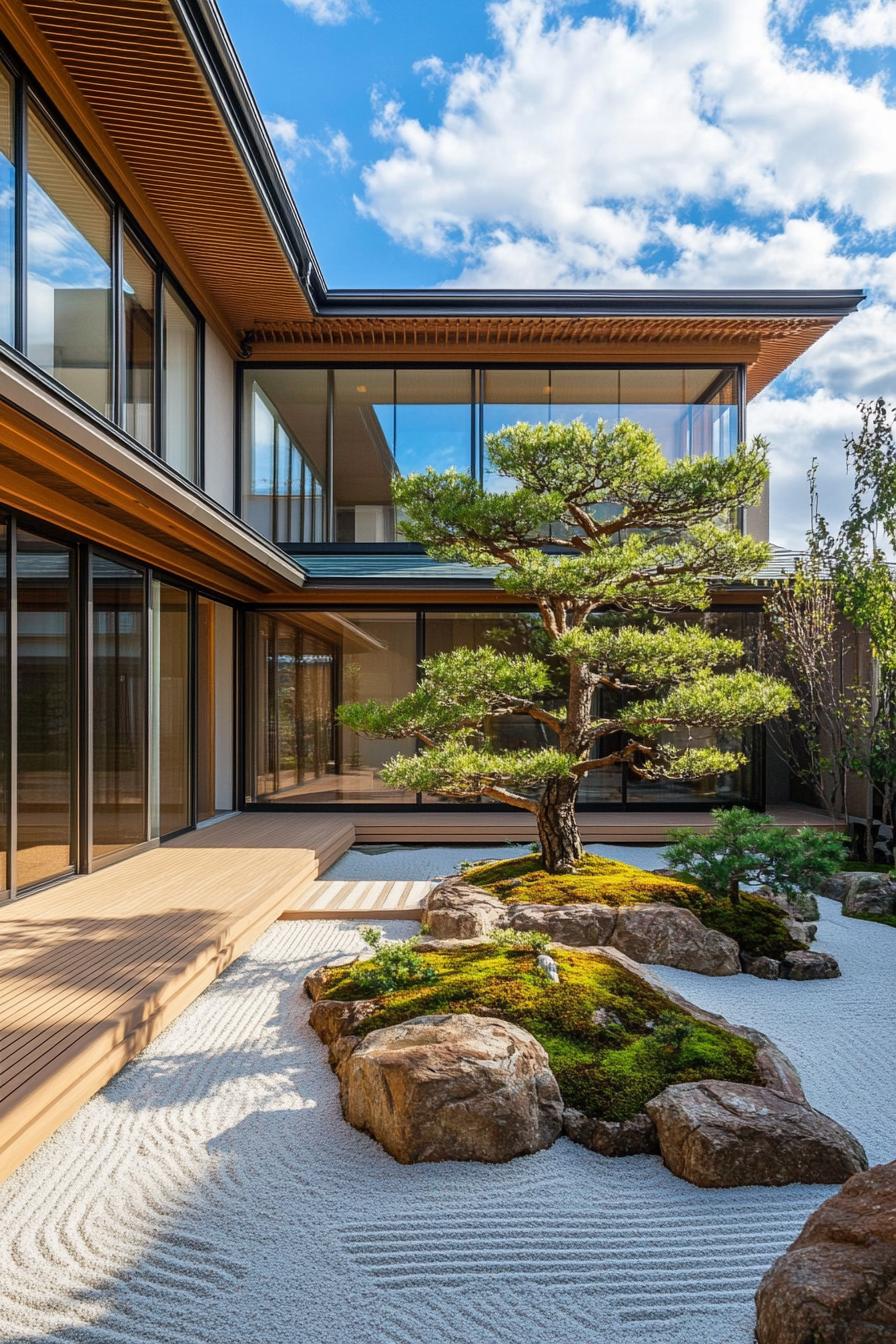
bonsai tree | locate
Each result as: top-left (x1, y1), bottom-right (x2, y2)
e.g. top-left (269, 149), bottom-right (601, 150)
top-left (664, 807), bottom-right (846, 908)
top-left (338, 419), bottom-right (793, 873)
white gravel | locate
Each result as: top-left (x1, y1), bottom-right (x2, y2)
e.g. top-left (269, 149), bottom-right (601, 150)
top-left (1, 852), bottom-right (893, 1344)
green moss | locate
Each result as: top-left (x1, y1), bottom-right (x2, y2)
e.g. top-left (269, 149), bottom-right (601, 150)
top-left (462, 853), bottom-right (798, 959)
top-left (846, 910), bottom-right (896, 929)
top-left (320, 944), bottom-right (758, 1122)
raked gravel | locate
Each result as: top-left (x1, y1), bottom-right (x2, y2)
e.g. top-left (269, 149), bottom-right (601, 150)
top-left (0, 848), bottom-right (894, 1344)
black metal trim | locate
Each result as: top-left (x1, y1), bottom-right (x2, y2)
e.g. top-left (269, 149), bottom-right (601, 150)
top-left (6, 519), bottom-right (16, 895)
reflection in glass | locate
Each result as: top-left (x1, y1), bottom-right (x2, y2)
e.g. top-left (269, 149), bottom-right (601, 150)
top-left (92, 556), bottom-right (147, 859)
top-left (16, 529), bottom-right (75, 887)
top-left (0, 523), bottom-right (6, 892)
top-left (152, 581), bottom-right (190, 837)
top-left (0, 67), bottom-right (15, 346)
top-left (333, 369), bottom-right (395, 542)
top-left (481, 369), bottom-right (550, 492)
top-left (241, 370), bottom-right (327, 542)
top-left (162, 281), bottom-right (198, 480)
top-left (27, 102), bottom-right (112, 415)
top-left (123, 232), bottom-right (155, 449)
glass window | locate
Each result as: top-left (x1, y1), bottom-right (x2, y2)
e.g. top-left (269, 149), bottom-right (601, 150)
top-left (151, 581), bottom-right (190, 837)
top-left (618, 368), bottom-right (738, 461)
top-left (196, 597), bottom-right (233, 822)
top-left (15, 528), bottom-right (75, 887)
top-left (162, 281), bottom-right (198, 480)
top-left (333, 369), bottom-right (395, 542)
top-left (92, 555), bottom-right (147, 860)
top-left (26, 102), bottom-right (112, 415)
top-left (481, 369), bottom-right (549, 492)
top-left (123, 232), bottom-right (155, 449)
top-left (394, 369), bottom-right (473, 476)
top-left (0, 66), bottom-right (14, 347)
top-left (0, 522), bottom-right (6, 894)
top-left (246, 609), bottom-right (414, 804)
top-left (241, 370), bottom-right (327, 541)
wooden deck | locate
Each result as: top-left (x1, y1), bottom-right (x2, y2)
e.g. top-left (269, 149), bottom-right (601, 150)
top-left (0, 801), bottom-right (837, 1184)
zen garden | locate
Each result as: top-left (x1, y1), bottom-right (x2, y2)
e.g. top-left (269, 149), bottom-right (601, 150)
top-left (302, 408), bottom-right (896, 1342)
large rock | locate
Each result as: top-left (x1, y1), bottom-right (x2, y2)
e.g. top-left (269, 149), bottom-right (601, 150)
top-left (844, 875), bottom-right (896, 918)
top-left (506, 901), bottom-right (617, 946)
top-left (339, 1013), bottom-right (564, 1164)
top-left (423, 878), bottom-right (507, 940)
top-left (781, 949), bottom-right (841, 980)
top-left (646, 1080), bottom-right (867, 1188)
top-left (609, 903), bottom-right (741, 976)
top-left (755, 1161), bottom-right (896, 1344)
top-left (740, 952), bottom-right (781, 980)
top-left (308, 998), bottom-right (378, 1070)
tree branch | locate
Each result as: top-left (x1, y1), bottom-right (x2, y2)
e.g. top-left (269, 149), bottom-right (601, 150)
top-left (481, 785), bottom-right (540, 814)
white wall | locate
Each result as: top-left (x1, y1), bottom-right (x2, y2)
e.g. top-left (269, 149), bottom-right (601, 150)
top-left (203, 326), bottom-right (235, 512)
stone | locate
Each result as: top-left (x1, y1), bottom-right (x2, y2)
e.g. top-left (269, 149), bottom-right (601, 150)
top-left (740, 952), bottom-right (781, 979)
top-left (563, 1107), bottom-right (659, 1157)
top-left (506, 901), bottom-right (618, 946)
top-left (646, 1080), bottom-right (867, 1188)
top-left (423, 878), bottom-right (506, 940)
top-left (818, 873), bottom-right (852, 902)
top-left (754, 884), bottom-right (820, 923)
top-left (309, 998), bottom-right (379, 1071)
top-left (609, 903), bottom-right (741, 976)
top-left (304, 951), bottom-right (372, 1002)
top-left (844, 879), bottom-right (896, 918)
top-left (781, 949), bottom-right (841, 980)
top-left (537, 952), bottom-right (560, 982)
top-left (755, 1161), bottom-right (896, 1344)
top-left (339, 1013), bottom-right (564, 1164)
top-left (784, 917), bottom-right (817, 948)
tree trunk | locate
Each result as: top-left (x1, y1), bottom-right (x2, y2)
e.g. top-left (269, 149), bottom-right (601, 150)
top-left (536, 777), bottom-right (583, 874)
top-left (728, 873), bottom-right (741, 906)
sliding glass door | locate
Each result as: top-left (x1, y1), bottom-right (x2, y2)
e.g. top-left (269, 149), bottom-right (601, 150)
top-left (152, 581), bottom-right (191, 838)
top-left (15, 528), bottom-right (76, 888)
top-left (91, 555), bottom-right (148, 862)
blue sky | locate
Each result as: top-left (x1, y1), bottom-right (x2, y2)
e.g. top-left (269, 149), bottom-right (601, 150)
top-left (218, 0), bottom-right (896, 544)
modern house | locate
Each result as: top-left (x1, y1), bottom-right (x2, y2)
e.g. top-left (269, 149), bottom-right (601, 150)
top-left (0, 0), bottom-right (863, 1180)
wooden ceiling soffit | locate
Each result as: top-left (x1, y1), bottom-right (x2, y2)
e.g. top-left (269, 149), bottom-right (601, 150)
top-left (247, 315), bottom-right (837, 396)
top-left (14, 0), bottom-right (313, 347)
top-left (0, 401), bottom-right (304, 601)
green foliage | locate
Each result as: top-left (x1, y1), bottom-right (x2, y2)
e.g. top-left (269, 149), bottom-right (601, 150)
top-left (320, 942), bottom-right (757, 1121)
top-left (463, 851), bottom-right (799, 957)
top-left (664, 807), bottom-right (846, 907)
top-left (352, 933), bottom-right (439, 997)
top-left (487, 927), bottom-right (552, 954)
top-left (337, 418), bottom-right (787, 871)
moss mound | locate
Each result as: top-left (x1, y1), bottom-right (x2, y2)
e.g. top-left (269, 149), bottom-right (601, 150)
top-left (320, 944), bottom-right (758, 1121)
top-left (462, 853), bottom-right (799, 960)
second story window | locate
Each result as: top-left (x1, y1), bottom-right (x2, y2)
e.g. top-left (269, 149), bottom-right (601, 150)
top-left (123, 231), bottom-right (155, 450)
top-left (0, 67), bottom-right (14, 346)
top-left (161, 281), bottom-right (199, 482)
top-left (26, 101), bottom-right (112, 418)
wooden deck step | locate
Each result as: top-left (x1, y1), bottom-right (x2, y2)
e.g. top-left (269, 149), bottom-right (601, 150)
top-left (281, 878), bottom-right (433, 920)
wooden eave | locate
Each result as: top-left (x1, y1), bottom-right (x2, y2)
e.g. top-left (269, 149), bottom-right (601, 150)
top-left (244, 314), bottom-right (839, 397)
top-left (10, 0), bottom-right (314, 351)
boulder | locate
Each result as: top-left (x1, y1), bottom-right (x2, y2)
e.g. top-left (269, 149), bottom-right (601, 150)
top-left (609, 903), bottom-right (741, 976)
top-left (646, 1080), bottom-right (867, 1188)
top-left (781, 949), bottom-right (841, 980)
top-left (563, 1106), bottom-right (659, 1157)
top-left (309, 997), bottom-right (379, 1070)
top-left (423, 878), bottom-right (506, 940)
top-left (740, 952), bottom-right (781, 980)
top-left (844, 877), bottom-right (896, 918)
top-left (784, 918), bottom-right (818, 948)
top-left (818, 873), bottom-right (853, 902)
top-left (339, 1013), bottom-right (564, 1164)
top-left (754, 884), bottom-right (820, 923)
top-left (506, 901), bottom-right (617, 947)
top-left (755, 1161), bottom-right (896, 1344)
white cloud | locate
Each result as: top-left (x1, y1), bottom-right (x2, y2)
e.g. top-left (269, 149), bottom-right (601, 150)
top-left (820, 0), bottom-right (896, 49)
top-left (282, 0), bottom-right (368, 24)
top-left (264, 114), bottom-right (353, 177)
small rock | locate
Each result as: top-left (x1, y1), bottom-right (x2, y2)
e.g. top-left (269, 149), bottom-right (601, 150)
top-left (537, 953), bottom-right (560, 982)
top-left (309, 998), bottom-right (379, 1069)
top-left (754, 884), bottom-right (820, 923)
top-left (506, 901), bottom-right (617, 947)
top-left (755, 1160), bottom-right (896, 1344)
top-left (563, 1109), bottom-right (660, 1157)
top-left (646, 1080), bottom-right (867, 1188)
top-left (781, 950), bottom-right (840, 980)
top-left (740, 952), bottom-right (781, 979)
top-left (590, 1007), bottom-right (622, 1028)
top-left (304, 951), bottom-right (372, 1001)
top-left (339, 1013), bottom-right (564, 1164)
top-left (610, 903), bottom-right (741, 976)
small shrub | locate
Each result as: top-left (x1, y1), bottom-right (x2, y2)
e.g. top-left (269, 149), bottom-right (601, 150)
top-left (358, 924), bottom-right (384, 949)
top-left (353, 935), bottom-right (439, 997)
top-left (488, 928), bottom-right (552, 955)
